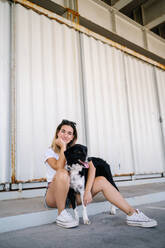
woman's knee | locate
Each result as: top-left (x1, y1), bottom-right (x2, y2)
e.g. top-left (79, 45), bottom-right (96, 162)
top-left (54, 169), bottom-right (70, 183)
top-left (94, 176), bottom-right (108, 189)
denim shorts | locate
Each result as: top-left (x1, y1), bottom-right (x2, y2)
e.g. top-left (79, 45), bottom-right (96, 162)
top-left (44, 182), bottom-right (71, 209)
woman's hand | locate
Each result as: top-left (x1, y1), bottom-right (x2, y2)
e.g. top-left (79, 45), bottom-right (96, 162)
top-left (83, 190), bottom-right (93, 206)
top-left (55, 138), bottom-right (67, 150)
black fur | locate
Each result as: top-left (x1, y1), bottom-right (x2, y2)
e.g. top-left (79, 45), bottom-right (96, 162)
top-left (65, 144), bottom-right (87, 166)
top-left (88, 157), bottom-right (119, 191)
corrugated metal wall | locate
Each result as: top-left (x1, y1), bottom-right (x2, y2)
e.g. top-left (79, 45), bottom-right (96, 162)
top-left (80, 33), bottom-right (165, 175)
top-left (0, 0), bottom-right (10, 183)
top-left (15, 4), bottom-right (86, 181)
top-left (0, 1), bottom-right (165, 186)
top-left (80, 33), bottom-right (134, 175)
top-left (155, 68), bottom-right (165, 165)
top-left (124, 54), bottom-right (165, 174)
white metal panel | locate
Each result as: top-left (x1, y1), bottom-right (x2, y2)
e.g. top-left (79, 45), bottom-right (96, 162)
top-left (155, 67), bottom-right (165, 164)
top-left (78, 0), bottom-right (113, 31)
top-left (147, 32), bottom-right (165, 60)
top-left (15, 4), bottom-right (85, 181)
top-left (124, 54), bottom-right (165, 174)
top-left (0, 0), bottom-right (10, 183)
top-left (81, 33), bottom-right (134, 175)
top-left (115, 14), bottom-right (144, 47)
top-left (51, 0), bottom-right (64, 6)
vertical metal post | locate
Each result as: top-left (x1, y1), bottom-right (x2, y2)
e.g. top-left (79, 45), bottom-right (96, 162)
top-left (141, 4), bottom-right (148, 50)
top-left (11, 1), bottom-right (16, 184)
top-left (75, 0), bottom-right (78, 13)
top-left (64, 0), bottom-right (79, 24)
top-left (142, 27), bottom-right (148, 50)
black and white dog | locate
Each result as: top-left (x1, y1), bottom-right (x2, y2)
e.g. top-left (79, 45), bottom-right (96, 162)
top-left (64, 144), bottom-right (90, 224)
top-left (64, 144), bottom-right (119, 224)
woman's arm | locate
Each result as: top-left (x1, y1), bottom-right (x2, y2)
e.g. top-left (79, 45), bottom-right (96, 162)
top-left (83, 161), bottom-right (96, 206)
top-left (46, 147), bottom-right (66, 171)
top-left (46, 138), bottom-right (67, 171)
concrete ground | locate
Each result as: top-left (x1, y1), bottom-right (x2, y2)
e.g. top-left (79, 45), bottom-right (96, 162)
top-left (0, 178), bottom-right (165, 246)
top-left (0, 200), bottom-right (165, 248)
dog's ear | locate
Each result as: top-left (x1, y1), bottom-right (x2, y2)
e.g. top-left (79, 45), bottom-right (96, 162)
top-left (75, 144), bottom-right (87, 155)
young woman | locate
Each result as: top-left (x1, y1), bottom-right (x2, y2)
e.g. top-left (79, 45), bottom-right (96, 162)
top-left (44, 119), bottom-right (157, 229)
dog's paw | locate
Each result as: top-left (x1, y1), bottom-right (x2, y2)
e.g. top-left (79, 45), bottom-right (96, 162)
top-left (84, 219), bottom-right (91, 225)
top-left (109, 205), bottom-right (116, 215)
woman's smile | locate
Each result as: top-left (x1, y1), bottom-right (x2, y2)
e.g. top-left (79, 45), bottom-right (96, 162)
top-left (58, 125), bottom-right (74, 144)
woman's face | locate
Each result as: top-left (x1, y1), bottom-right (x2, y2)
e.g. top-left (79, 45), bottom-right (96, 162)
top-left (57, 125), bottom-right (74, 144)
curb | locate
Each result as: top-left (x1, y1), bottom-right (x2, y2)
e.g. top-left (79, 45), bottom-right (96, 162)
top-left (0, 191), bottom-right (165, 234)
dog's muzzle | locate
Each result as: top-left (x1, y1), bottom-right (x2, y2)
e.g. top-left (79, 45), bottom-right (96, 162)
top-left (78, 160), bottom-right (89, 168)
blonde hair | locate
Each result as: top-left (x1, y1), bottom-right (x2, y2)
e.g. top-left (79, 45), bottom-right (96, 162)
top-left (51, 120), bottom-right (78, 154)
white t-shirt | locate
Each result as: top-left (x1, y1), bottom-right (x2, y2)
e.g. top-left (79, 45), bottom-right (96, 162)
top-left (44, 148), bottom-right (59, 182)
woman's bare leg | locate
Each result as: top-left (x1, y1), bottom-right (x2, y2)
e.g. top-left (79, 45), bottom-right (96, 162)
top-left (91, 176), bottom-right (135, 215)
top-left (45, 169), bottom-right (70, 215)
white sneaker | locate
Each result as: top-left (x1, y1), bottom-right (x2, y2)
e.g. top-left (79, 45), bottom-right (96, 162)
top-left (109, 204), bottom-right (116, 215)
top-left (127, 209), bottom-right (157, 228)
top-left (56, 209), bottom-right (79, 228)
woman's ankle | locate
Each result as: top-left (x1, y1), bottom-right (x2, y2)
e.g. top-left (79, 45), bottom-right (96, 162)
top-left (58, 208), bottom-right (65, 215)
top-left (127, 209), bottom-right (136, 216)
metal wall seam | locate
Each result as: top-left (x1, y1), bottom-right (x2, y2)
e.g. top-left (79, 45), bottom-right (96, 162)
top-left (14, 4), bottom-right (86, 182)
top-left (78, 32), bottom-right (93, 149)
top-left (124, 54), bottom-right (165, 174)
top-left (77, 32), bottom-right (88, 147)
top-left (154, 67), bottom-right (165, 174)
top-left (80, 33), bottom-right (134, 176)
top-left (14, 0), bottom-right (165, 71)
top-left (0, 0), bottom-right (11, 184)
top-left (122, 52), bottom-right (136, 175)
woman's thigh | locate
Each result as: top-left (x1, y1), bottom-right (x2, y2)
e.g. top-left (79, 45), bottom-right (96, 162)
top-left (45, 169), bottom-right (70, 208)
top-left (91, 176), bottom-right (108, 197)
top-left (45, 180), bottom-right (58, 208)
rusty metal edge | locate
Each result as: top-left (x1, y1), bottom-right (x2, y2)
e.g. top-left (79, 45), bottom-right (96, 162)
top-left (11, 2), bottom-right (16, 184)
top-left (14, 178), bottom-right (47, 183)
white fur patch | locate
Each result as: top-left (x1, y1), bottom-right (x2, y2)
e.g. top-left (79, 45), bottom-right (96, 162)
top-left (69, 164), bottom-right (85, 193)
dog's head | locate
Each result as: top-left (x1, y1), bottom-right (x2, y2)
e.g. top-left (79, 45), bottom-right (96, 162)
top-left (64, 144), bottom-right (89, 169)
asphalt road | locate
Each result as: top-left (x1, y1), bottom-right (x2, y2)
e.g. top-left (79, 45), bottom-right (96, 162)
top-left (0, 201), bottom-right (165, 248)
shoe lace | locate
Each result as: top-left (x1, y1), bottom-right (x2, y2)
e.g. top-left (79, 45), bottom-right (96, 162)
top-left (62, 210), bottom-right (73, 219)
top-left (135, 210), bottom-right (150, 221)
